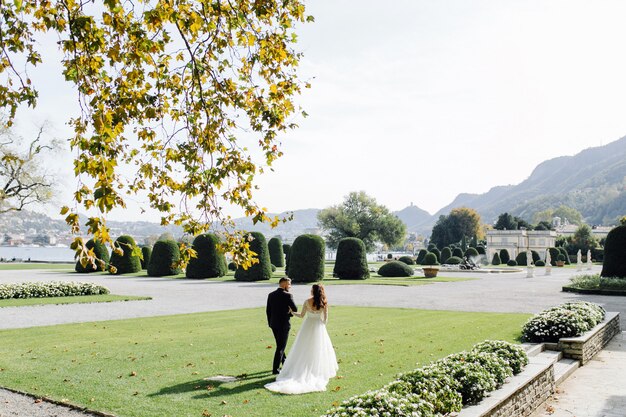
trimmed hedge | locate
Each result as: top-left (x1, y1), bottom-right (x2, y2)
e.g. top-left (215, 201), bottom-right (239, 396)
top-left (283, 243), bottom-right (292, 274)
top-left (499, 249), bottom-right (510, 264)
top-left (430, 248), bottom-right (441, 263)
top-left (75, 238), bottom-right (110, 273)
top-left (507, 260), bottom-right (517, 266)
top-left (0, 281), bottom-right (109, 299)
top-left (476, 245), bottom-right (486, 255)
top-left (547, 247), bottom-right (560, 266)
top-left (558, 247), bottom-right (570, 264)
top-left (465, 247), bottom-right (479, 258)
top-left (416, 249), bottom-right (428, 264)
top-left (287, 234), bottom-right (325, 283)
top-left (186, 233), bottom-right (227, 279)
top-left (398, 255), bottom-right (415, 265)
top-left (109, 235), bottom-right (142, 274)
top-left (147, 240), bottom-right (182, 277)
top-left (445, 256), bottom-right (462, 265)
top-left (535, 260), bottom-right (546, 267)
top-left (601, 225), bottom-right (626, 278)
top-left (440, 247), bottom-right (452, 264)
top-left (423, 252), bottom-right (439, 266)
top-left (491, 252), bottom-right (501, 265)
top-left (452, 247), bottom-right (464, 258)
top-left (235, 232), bottom-right (273, 282)
top-left (334, 237), bottom-right (369, 280)
top-left (227, 262), bottom-right (237, 271)
top-left (268, 237), bottom-right (285, 268)
top-left (515, 250), bottom-right (540, 266)
top-left (377, 261), bottom-right (413, 277)
top-left (140, 246), bottom-right (152, 270)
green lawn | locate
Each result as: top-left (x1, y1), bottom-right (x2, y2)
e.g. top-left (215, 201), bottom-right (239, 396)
top-left (0, 263), bottom-right (74, 271)
top-left (0, 294), bottom-right (151, 308)
top-left (0, 307), bottom-right (529, 417)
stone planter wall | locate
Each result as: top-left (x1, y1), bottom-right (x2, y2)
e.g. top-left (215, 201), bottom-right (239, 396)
top-left (558, 311), bottom-right (620, 365)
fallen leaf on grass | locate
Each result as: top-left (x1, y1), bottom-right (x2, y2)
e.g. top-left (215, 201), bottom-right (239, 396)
top-left (130, 371), bottom-right (137, 377)
top-left (202, 410), bottom-right (211, 416)
top-left (34, 399), bottom-right (42, 404)
top-left (332, 386), bottom-right (341, 392)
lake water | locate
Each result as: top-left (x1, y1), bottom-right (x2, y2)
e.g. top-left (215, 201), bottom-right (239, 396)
top-left (0, 246), bottom-right (74, 263)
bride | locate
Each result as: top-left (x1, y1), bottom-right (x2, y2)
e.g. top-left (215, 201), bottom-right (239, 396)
top-left (264, 284), bottom-right (338, 394)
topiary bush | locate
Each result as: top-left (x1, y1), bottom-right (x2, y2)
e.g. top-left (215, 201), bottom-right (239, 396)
top-left (267, 237), bottom-right (285, 268)
top-left (283, 243), bottom-right (292, 274)
top-left (140, 246), bottom-right (152, 270)
top-left (601, 225), bottom-right (626, 279)
top-left (186, 233), bottom-right (227, 279)
top-left (499, 249), bottom-right (510, 264)
top-left (465, 247), bottom-right (479, 258)
top-left (228, 262), bottom-right (237, 271)
top-left (476, 245), bottom-right (486, 255)
top-left (75, 238), bottom-right (110, 273)
top-left (422, 252), bottom-right (439, 266)
top-left (491, 252), bottom-right (501, 266)
top-left (398, 255), bottom-right (415, 265)
top-left (287, 234), bottom-right (325, 283)
top-left (440, 247), bottom-right (452, 264)
top-left (235, 232), bottom-right (272, 282)
top-left (558, 246), bottom-right (571, 264)
top-left (147, 240), bottom-right (182, 277)
top-left (445, 256), bottom-right (462, 265)
top-left (416, 249), bottom-right (428, 264)
top-left (377, 261), bottom-right (413, 277)
top-left (516, 251), bottom-right (539, 266)
top-left (452, 247), bottom-right (464, 258)
top-left (109, 235), bottom-right (142, 275)
top-left (333, 238), bottom-right (369, 280)
top-left (430, 248), bottom-right (441, 263)
top-left (507, 260), bottom-right (517, 266)
top-left (535, 260), bottom-right (546, 267)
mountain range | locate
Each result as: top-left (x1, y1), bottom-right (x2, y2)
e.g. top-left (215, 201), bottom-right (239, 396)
top-left (2, 136), bottom-right (625, 240)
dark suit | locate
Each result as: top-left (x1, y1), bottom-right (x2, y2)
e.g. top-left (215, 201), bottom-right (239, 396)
top-left (266, 287), bottom-right (298, 373)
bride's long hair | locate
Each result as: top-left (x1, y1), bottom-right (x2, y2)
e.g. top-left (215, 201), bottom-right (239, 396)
top-left (312, 284), bottom-right (327, 310)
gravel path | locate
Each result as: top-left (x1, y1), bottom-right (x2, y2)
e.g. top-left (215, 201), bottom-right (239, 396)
top-left (0, 264), bottom-right (621, 417)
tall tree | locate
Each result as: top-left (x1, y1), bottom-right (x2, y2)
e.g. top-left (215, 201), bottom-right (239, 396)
top-left (553, 205), bottom-right (584, 225)
top-left (317, 191), bottom-right (406, 252)
top-left (0, 122), bottom-right (59, 213)
top-left (1, 0), bottom-right (311, 268)
top-left (569, 224), bottom-right (598, 254)
top-left (494, 212), bottom-right (518, 230)
top-left (430, 207), bottom-right (482, 248)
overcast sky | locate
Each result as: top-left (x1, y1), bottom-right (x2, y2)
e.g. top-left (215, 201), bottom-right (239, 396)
top-left (13, 0), bottom-right (626, 222)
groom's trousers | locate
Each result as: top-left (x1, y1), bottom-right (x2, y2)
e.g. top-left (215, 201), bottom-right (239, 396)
top-left (271, 324), bottom-right (290, 373)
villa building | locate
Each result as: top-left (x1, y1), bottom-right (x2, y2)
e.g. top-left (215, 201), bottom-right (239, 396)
top-left (486, 229), bottom-right (557, 262)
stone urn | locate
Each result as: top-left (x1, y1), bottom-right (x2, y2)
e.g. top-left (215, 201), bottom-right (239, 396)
top-left (556, 261), bottom-right (565, 267)
top-left (422, 267), bottom-right (439, 278)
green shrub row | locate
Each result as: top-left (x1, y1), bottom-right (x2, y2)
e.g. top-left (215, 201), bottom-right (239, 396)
top-left (322, 340), bottom-right (527, 417)
top-left (568, 273), bottom-right (626, 290)
top-left (378, 261), bottom-right (414, 277)
top-left (0, 281), bottom-right (109, 299)
top-left (521, 301), bottom-right (606, 343)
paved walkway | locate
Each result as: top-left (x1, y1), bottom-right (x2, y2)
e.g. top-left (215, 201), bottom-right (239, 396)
top-left (0, 265), bottom-right (624, 417)
top-left (530, 331), bottom-right (626, 417)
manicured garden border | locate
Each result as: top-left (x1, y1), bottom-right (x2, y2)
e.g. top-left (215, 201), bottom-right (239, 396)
top-left (562, 285), bottom-right (626, 296)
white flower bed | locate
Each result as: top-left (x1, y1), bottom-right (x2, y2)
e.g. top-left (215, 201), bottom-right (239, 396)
top-left (0, 281), bottom-right (110, 299)
top-left (521, 301), bottom-right (605, 343)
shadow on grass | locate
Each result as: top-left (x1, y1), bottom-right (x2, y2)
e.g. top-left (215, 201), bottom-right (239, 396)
top-left (149, 370), bottom-right (275, 399)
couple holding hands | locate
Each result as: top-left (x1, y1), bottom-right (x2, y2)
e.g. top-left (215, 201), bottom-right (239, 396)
top-left (265, 278), bottom-right (338, 394)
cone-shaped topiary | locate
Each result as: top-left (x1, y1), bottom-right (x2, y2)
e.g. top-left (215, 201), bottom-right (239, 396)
top-left (268, 237), bottom-right (285, 267)
top-left (75, 238), bottom-right (110, 273)
top-left (109, 235), bottom-right (142, 274)
top-left (377, 261), bottom-right (413, 277)
top-left (601, 225), bottom-right (626, 278)
top-left (147, 240), bottom-right (182, 277)
top-left (558, 247), bottom-right (570, 264)
top-left (140, 246), bottom-right (152, 270)
top-left (235, 232), bottom-right (272, 282)
top-left (186, 233), bottom-right (227, 279)
top-left (283, 243), bottom-right (292, 274)
top-left (499, 249), bottom-right (510, 264)
top-left (423, 252), bottom-right (439, 266)
top-left (333, 237), bottom-right (369, 280)
top-left (440, 247), bottom-right (452, 264)
top-left (416, 249), bottom-right (428, 264)
top-left (491, 252), bottom-right (501, 265)
top-left (288, 234), bottom-right (325, 283)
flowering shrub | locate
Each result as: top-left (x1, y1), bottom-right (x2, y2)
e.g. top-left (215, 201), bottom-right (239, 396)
top-left (322, 340), bottom-right (527, 416)
top-left (522, 302), bottom-right (605, 343)
top-left (471, 340), bottom-right (528, 374)
top-left (321, 389), bottom-right (436, 417)
top-left (0, 281), bottom-right (109, 300)
top-left (569, 273), bottom-right (600, 289)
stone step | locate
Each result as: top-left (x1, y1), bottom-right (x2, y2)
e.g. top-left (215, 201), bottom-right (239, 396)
top-left (553, 358), bottom-right (579, 386)
top-left (533, 349), bottom-right (562, 365)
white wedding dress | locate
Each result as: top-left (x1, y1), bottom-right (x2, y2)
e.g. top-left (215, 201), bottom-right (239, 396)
top-left (265, 303), bottom-right (338, 394)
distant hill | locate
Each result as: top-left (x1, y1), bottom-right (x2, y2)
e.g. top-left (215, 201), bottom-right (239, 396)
top-left (394, 204), bottom-right (432, 233)
top-left (434, 135), bottom-right (626, 226)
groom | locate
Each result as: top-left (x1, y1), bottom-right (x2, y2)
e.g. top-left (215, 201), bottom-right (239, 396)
top-left (266, 277), bottom-right (298, 374)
